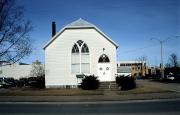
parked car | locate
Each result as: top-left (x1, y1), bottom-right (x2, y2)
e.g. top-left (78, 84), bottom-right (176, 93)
top-left (0, 77), bottom-right (17, 88)
top-left (166, 75), bottom-right (175, 80)
top-left (0, 82), bottom-right (14, 88)
top-left (166, 73), bottom-right (175, 81)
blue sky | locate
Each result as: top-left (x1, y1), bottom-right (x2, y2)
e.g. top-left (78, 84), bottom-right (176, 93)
top-left (18, 0), bottom-right (179, 66)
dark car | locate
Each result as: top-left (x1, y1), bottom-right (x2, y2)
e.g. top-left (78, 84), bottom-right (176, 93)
top-left (0, 77), bottom-right (17, 88)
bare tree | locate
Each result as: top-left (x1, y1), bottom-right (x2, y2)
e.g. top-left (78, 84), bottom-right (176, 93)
top-left (0, 0), bottom-right (32, 66)
top-left (30, 60), bottom-right (44, 77)
top-left (165, 63), bottom-right (171, 68)
top-left (165, 53), bottom-right (180, 76)
top-left (169, 53), bottom-right (179, 68)
top-left (137, 56), bottom-right (147, 76)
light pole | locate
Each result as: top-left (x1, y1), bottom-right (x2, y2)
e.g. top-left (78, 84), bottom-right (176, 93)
top-left (150, 35), bottom-right (179, 79)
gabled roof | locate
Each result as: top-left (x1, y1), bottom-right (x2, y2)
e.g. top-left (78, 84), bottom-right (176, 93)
top-left (43, 18), bottom-right (119, 49)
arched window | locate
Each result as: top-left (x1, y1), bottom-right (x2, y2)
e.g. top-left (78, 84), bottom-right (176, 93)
top-left (72, 44), bottom-right (79, 53)
top-left (98, 54), bottom-right (110, 63)
top-left (81, 43), bottom-right (89, 53)
top-left (71, 40), bottom-right (90, 74)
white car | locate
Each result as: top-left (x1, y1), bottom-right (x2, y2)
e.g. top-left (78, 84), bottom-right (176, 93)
top-left (166, 75), bottom-right (175, 80)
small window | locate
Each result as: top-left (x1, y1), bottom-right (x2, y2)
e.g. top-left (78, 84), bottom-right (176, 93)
top-left (98, 54), bottom-right (110, 63)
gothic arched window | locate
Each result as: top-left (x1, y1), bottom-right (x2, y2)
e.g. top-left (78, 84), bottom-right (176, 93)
top-left (72, 44), bottom-right (79, 53)
top-left (98, 54), bottom-right (110, 63)
top-left (81, 43), bottom-right (89, 53)
top-left (71, 40), bottom-right (90, 74)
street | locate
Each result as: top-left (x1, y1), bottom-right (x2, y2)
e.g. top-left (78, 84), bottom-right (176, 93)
top-left (0, 99), bottom-right (180, 115)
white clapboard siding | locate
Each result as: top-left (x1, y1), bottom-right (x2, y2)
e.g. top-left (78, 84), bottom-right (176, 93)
top-left (45, 28), bottom-right (117, 87)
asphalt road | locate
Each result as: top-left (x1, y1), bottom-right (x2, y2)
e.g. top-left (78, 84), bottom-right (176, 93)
top-left (0, 99), bottom-right (180, 115)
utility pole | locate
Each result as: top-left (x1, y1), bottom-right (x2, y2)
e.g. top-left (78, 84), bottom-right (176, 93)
top-left (151, 35), bottom-right (179, 79)
top-left (160, 41), bottom-right (164, 79)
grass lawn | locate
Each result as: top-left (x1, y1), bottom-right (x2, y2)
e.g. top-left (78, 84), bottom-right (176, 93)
top-left (0, 87), bottom-right (103, 96)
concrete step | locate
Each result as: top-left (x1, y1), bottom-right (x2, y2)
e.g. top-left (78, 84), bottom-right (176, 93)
top-left (98, 81), bottom-right (119, 91)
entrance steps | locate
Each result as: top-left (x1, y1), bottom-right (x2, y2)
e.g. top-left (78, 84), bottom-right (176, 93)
top-left (98, 81), bottom-right (119, 91)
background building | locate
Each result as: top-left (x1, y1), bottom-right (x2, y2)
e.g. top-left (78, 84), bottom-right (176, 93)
top-left (0, 60), bottom-right (44, 79)
top-left (0, 61), bottom-right (32, 79)
top-left (117, 61), bottom-right (148, 77)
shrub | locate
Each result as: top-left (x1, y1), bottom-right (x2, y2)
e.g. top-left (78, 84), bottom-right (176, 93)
top-left (17, 78), bottom-right (27, 87)
top-left (81, 75), bottom-right (99, 90)
top-left (116, 75), bottom-right (136, 90)
top-left (27, 76), bottom-right (45, 88)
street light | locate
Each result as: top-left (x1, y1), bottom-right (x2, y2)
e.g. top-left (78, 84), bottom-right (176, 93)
top-left (150, 36), bottom-right (179, 79)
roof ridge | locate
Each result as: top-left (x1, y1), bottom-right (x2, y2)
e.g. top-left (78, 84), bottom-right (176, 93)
top-left (66, 18), bottom-right (95, 27)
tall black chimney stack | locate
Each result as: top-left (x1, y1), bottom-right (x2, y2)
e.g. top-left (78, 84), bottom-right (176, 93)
top-left (52, 21), bottom-right (56, 37)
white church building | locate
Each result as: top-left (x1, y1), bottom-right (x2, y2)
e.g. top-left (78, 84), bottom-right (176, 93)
top-left (43, 19), bottom-right (119, 88)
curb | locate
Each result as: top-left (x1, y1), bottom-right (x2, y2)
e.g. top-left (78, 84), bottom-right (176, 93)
top-left (0, 98), bottom-right (180, 104)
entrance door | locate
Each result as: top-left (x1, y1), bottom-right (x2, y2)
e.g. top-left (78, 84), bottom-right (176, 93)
top-left (97, 54), bottom-right (111, 81)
